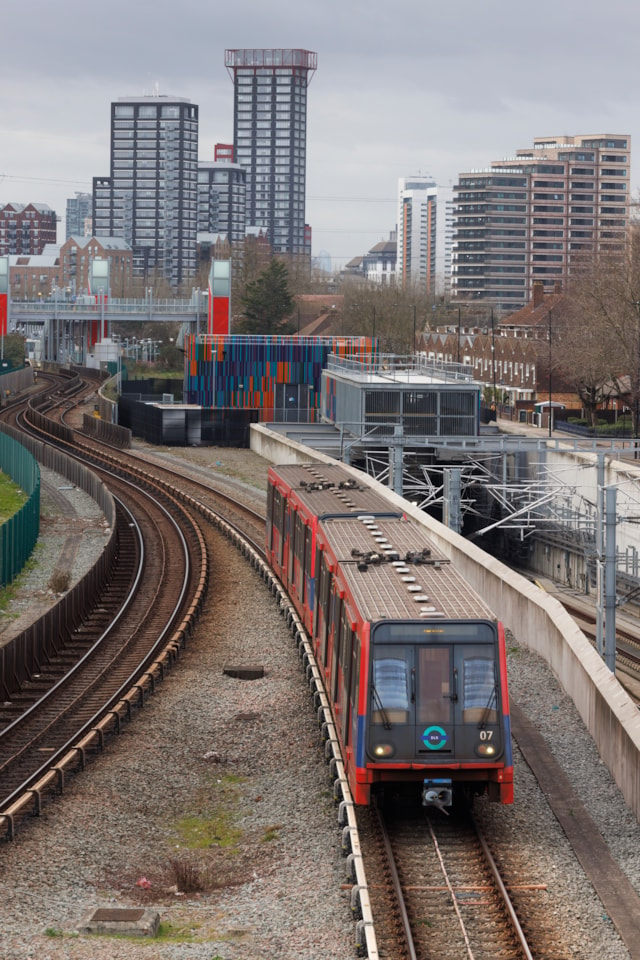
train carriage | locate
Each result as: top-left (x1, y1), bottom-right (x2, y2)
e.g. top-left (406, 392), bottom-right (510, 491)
top-left (266, 463), bottom-right (513, 809)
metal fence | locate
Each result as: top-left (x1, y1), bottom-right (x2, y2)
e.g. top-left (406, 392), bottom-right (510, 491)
top-left (0, 433), bottom-right (40, 587)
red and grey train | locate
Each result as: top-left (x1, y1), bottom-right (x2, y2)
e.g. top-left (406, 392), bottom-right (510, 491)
top-left (266, 462), bottom-right (513, 809)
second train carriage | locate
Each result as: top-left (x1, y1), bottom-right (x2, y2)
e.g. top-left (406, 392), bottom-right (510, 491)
top-left (266, 463), bottom-right (514, 808)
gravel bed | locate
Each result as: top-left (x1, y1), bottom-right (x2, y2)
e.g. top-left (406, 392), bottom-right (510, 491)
top-left (0, 466), bottom-right (109, 645)
top-left (475, 634), bottom-right (639, 959)
top-left (1, 444), bottom-right (639, 959)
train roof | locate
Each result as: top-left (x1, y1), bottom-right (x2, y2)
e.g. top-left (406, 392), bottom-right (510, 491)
top-left (319, 513), bottom-right (496, 623)
top-left (269, 463), bottom-right (400, 518)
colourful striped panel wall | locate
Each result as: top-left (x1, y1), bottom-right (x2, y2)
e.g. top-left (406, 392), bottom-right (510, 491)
top-left (183, 335), bottom-right (374, 415)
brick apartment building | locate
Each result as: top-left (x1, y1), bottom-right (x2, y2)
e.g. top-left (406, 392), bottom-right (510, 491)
top-left (59, 235), bottom-right (132, 297)
top-left (0, 203), bottom-right (57, 255)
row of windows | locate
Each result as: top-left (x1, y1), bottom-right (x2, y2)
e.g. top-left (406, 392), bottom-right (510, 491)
top-left (114, 104), bottom-right (193, 119)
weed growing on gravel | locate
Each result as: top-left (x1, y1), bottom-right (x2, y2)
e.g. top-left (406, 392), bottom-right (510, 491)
top-left (44, 928), bottom-right (64, 937)
top-left (168, 857), bottom-right (212, 893)
top-left (49, 569), bottom-right (71, 593)
top-left (261, 824), bottom-right (282, 842)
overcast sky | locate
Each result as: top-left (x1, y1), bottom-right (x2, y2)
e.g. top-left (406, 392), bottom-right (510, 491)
top-left (2, 0), bottom-right (639, 270)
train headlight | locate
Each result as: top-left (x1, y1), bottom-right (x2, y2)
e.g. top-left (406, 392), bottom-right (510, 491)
top-left (372, 743), bottom-right (395, 758)
top-left (476, 742), bottom-right (497, 757)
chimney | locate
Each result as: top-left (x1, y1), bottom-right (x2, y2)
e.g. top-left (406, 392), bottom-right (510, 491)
top-left (532, 281), bottom-right (544, 309)
top-left (554, 280), bottom-right (562, 295)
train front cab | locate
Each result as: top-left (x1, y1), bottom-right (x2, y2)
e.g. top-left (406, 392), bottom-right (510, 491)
top-left (357, 619), bottom-right (513, 808)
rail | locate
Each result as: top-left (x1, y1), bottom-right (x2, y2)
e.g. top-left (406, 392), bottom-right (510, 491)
top-left (11, 296), bottom-right (205, 325)
top-left (327, 352), bottom-right (474, 383)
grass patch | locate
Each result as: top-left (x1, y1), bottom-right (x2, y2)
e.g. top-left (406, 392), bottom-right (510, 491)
top-left (156, 920), bottom-right (199, 941)
top-left (0, 472), bottom-right (27, 521)
top-left (44, 928), bottom-right (64, 938)
top-left (175, 809), bottom-right (242, 850)
top-left (0, 551), bottom-right (40, 613)
top-left (174, 776), bottom-right (244, 851)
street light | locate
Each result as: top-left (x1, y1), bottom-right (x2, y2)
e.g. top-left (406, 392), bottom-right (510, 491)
top-left (633, 300), bottom-right (640, 458)
top-left (548, 307), bottom-right (553, 438)
top-left (490, 308), bottom-right (497, 407)
top-left (392, 303), bottom-right (416, 353)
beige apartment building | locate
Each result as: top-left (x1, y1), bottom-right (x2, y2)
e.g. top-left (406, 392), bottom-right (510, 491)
top-left (452, 133), bottom-right (630, 315)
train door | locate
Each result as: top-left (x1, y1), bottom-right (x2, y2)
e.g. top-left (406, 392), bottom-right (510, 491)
top-left (368, 639), bottom-right (501, 762)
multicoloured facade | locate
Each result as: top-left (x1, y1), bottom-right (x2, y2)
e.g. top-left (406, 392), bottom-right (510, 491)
top-left (184, 334), bottom-right (374, 420)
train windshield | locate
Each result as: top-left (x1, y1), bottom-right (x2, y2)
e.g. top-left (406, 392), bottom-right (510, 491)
top-left (372, 658), bottom-right (410, 725)
top-left (372, 647), bottom-right (498, 724)
top-left (368, 624), bottom-right (502, 762)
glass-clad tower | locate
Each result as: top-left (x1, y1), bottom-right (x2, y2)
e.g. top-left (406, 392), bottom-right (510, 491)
top-left (93, 95), bottom-right (198, 287)
top-left (225, 49), bottom-right (317, 257)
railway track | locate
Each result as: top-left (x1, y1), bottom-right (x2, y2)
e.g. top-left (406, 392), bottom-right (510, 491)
top-left (357, 796), bottom-right (577, 960)
top-left (531, 584), bottom-right (640, 699)
top-left (0, 375), bottom-right (211, 837)
top-left (0, 369), bottom-right (276, 842)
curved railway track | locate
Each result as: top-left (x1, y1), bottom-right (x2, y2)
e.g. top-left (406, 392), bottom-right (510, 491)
top-left (0, 373), bottom-right (211, 837)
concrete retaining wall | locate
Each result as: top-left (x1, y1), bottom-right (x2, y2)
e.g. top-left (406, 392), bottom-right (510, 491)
top-left (250, 423), bottom-right (640, 819)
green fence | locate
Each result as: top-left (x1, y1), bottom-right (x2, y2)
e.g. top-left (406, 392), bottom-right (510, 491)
top-left (0, 434), bottom-right (40, 587)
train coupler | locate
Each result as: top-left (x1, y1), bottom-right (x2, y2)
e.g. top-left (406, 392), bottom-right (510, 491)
top-left (422, 779), bottom-right (452, 812)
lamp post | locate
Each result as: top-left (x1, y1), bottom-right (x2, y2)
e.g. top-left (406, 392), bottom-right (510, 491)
top-left (457, 307), bottom-right (461, 364)
top-left (393, 303), bottom-right (416, 353)
top-left (633, 300), bottom-right (640, 459)
top-left (490, 308), bottom-right (497, 406)
top-left (548, 307), bottom-right (553, 438)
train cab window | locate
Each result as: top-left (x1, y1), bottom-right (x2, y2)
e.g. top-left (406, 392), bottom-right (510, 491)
top-left (462, 657), bottom-right (498, 723)
top-left (417, 647), bottom-right (451, 725)
top-left (371, 657), bottom-right (410, 725)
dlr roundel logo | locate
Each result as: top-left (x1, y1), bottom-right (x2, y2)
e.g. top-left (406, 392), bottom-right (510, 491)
top-left (422, 725), bottom-right (448, 750)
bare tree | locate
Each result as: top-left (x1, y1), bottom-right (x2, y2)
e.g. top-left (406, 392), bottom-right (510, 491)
top-left (560, 239), bottom-right (640, 428)
top-left (339, 280), bottom-right (436, 352)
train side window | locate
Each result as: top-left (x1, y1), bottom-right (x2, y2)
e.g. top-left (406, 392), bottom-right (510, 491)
top-left (417, 647), bottom-right (450, 725)
top-left (372, 656), bottom-right (410, 724)
top-left (304, 526), bottom-right (312, 603)
top-left (266, 483), bottom-right (273, 550)
top-left (274, 489), bottom-right (284, 566)
top-left (349, 633), bottom-right (360, 748)
top-left (287, 506), bottom-right (296, 583)
top-left (462, 657), bottom-right (498, 723)
top-left (295, 513), bottom-right (305, 600)
top-left (313, 545), bottom-right (323, 636)
top-left (330, 592), bottom-right (343, 700)
top-left (318, 563), bottom-right (332, 666)
top-left (336, 607), bottom-right (353, 721)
